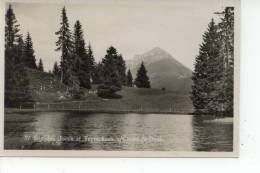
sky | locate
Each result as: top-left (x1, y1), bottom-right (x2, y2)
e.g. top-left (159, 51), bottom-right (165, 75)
top-left (8, 0), bottom-right (238, 71)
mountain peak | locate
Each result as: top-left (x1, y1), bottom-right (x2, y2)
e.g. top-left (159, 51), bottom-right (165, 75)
top-left (145, 47), bottom-right (172, 58)
top-left (150, 47), bottom-right (166, 52)
top-left (126, 47), bottom-right (192, 92)
top-left (131, 47), bottom-right (173, 65)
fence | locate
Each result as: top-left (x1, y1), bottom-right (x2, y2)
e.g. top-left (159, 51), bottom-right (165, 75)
top-left (10, 100), bottom-right (193, 114)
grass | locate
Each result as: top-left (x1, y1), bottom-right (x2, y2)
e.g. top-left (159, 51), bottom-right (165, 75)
top-left (6, 69), bottom-right (193, 114)
top-left (7, 86), bottom-right (193, 114)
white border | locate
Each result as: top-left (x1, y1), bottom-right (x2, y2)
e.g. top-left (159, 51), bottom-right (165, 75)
top-left (0, 0), bottom-right (240, 157)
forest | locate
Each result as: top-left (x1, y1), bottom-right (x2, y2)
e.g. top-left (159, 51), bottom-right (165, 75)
top-left (5, 5), bottom-right (234, 117)
top-left (191, 7), bottom-right (234, 116)
top-left (5, 5), bottom-right (151, 107)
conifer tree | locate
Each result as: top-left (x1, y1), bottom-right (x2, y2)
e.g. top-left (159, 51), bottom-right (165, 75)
top-left (55, 7), bottom-right (74, 85)
top-left (126, 69), bottom-right (133, 87)
top-left (24, 32), bottom-right (37, 69)
top-left (38, 58), bottom-right (44, 72)
top-left (134, 62), bottom-right (151, 88)
top-left (87, 43), bottom-right (97, 84)
top-left (5, 5), bottom-right (32, 107)
top-left (115, 54), bottom-right (127, 85)
top-left (5, 5), bottom-right (19, 94)
top-left (92, 62), bottom-right (103, 84)
top-left (53, 61), bottom-right (60, 77)
top-left (101, 46), bottom-right (122, 88)
top-left (13, 35), bottom-right (24, 65)
top-left (191, 8), bottom-right (234, 116)
top-left (5, 4), bottom-right (20, 49)
top-left (87, 43), bottom-right (95, 72)
top-left (73, 20), bottom-right (91, 89)
top-left (217, 7), bottom-right (234, 115)
top-left (191, 19), bottom-right (222, 114)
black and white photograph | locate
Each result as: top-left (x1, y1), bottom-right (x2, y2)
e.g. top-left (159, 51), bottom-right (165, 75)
top-left (1, 0), bottom-right (239, 157)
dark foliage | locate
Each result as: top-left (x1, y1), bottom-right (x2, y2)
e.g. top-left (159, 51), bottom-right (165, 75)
top-left (134, 62), bottom-right (151, 88)
top-left (38, 58), bottom-right (44, 72)
top-left (191, 19), bottom-right (220, 114)
top-left (5, 65), bottom-right (33, 107)
top-left (52, 61), bottom-right (60, 78)
top-left (191, 7), bottom-right (234, 117)
top-left (97, 84), bottom-right (122, 99)
top-left (87, 44), bottom-right (95, 76)
top-left (55, 7), bottom-right (74, 86)
top-left (101, 46), bottom-right (125, 88)
top-left (23, 32), bottom-right (37, 69)
top-left (126, 69), bottom-right (133, 87)
top-left (5, 4), bottom-right (20, 49)
top-left (73, 20), bottom-right (91, 89)
top-left (5, 5), bottom-right (33, 107)
top-left (92, 62), bottom-right (103, 84)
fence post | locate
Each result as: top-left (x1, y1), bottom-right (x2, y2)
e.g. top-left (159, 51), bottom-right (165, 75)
top-left (78, 103), bottom-right (80, 110)
top-left (33, 104), bottom-right (35, 112)
top-left (19, 105), bottom-right (21, 111)
top-left (48, 104), bottom-right (50, 110)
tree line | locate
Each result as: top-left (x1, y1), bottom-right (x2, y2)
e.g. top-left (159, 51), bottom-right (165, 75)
top-left (5, 5), bottom-right (151, 107)
top-left (54, 7), bottom-right (151, 98)
top-left (5, 5), bottom-right (45, 107)
top-left (191, 7), bottom-right (234, 117)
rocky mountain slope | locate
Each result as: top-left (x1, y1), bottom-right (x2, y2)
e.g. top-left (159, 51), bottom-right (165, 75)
top-left (127, 47), bottom-right (192, 93)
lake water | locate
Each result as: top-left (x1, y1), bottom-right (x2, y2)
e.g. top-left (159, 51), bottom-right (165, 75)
top-left (4, 112), bottom-right (233, 151)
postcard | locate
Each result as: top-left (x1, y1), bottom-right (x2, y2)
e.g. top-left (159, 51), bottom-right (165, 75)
top-left (0, 0), bottom-right (240, 157)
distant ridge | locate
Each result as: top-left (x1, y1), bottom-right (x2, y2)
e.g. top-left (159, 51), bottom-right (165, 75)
top-left (126, 47), bottom-right (192, 93)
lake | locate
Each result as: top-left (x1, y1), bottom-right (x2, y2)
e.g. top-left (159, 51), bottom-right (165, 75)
top-left (4, 112), bottom-right (233, 151)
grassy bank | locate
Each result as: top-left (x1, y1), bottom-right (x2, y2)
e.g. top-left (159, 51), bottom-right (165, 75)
top-left (6, 87), bottom-right (194, 114)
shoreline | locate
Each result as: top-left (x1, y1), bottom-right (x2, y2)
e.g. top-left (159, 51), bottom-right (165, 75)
top-left (4, 108), bottom-right (193, 115)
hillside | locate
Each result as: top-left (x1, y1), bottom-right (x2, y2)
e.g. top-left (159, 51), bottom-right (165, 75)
top-left (127, 47), bottom-right (192, 93)
top-left (26, 68), bottom-right (67, 102)
top-left (22, 68), bottom-right (193, 113)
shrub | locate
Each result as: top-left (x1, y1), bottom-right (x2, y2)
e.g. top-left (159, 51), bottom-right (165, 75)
top-left (97, 84), bottom-right (122, 99)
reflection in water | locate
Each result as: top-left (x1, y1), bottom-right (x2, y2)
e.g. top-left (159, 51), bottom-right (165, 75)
top-left (192, 116), bottom-right (233, 152)
top-left (4, 112), bottom-right (233, 151)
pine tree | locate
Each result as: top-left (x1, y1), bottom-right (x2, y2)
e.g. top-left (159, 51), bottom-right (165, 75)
top-left (55, 7), bottom-right (74, 85)
top-left (134, 62), bottom-right (151, 88)
top-left (97, 47), bottom-right (124, 98)
top-left (87, 44), bottom-right (95, 69)
top-left (73, 20), bottom-right (91, 89)
top-left (92, 62), bottom-right (103, 84)
top-left (126, 69), bottom-right (133, 87)
top-left (87, 43), bottom-right (96, 77)
top-left (191, 19), bottom-right (221, 114)
top-left (115, 54), bottom-right (127, 85)
top-left (192, 9), bottom-right (234, 116)
top-left (13, 35), bottom-right (24, 65)
top-left (24, 32), bottom-right (37, 69)
top-left (53, 61), bottom-right (60, 77)
top-left (38, 58), bottom-right (44, 72)
top-left (5, 5), bottom-right (19, 103)
top-left (218, 7), bottom-right (234, 116)
top-left (5, 4), bottom-right (20, 49)
top-left (101, 46), bottom-right (122, 88)
top-left (5, 5), bottom-right (32, 107)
